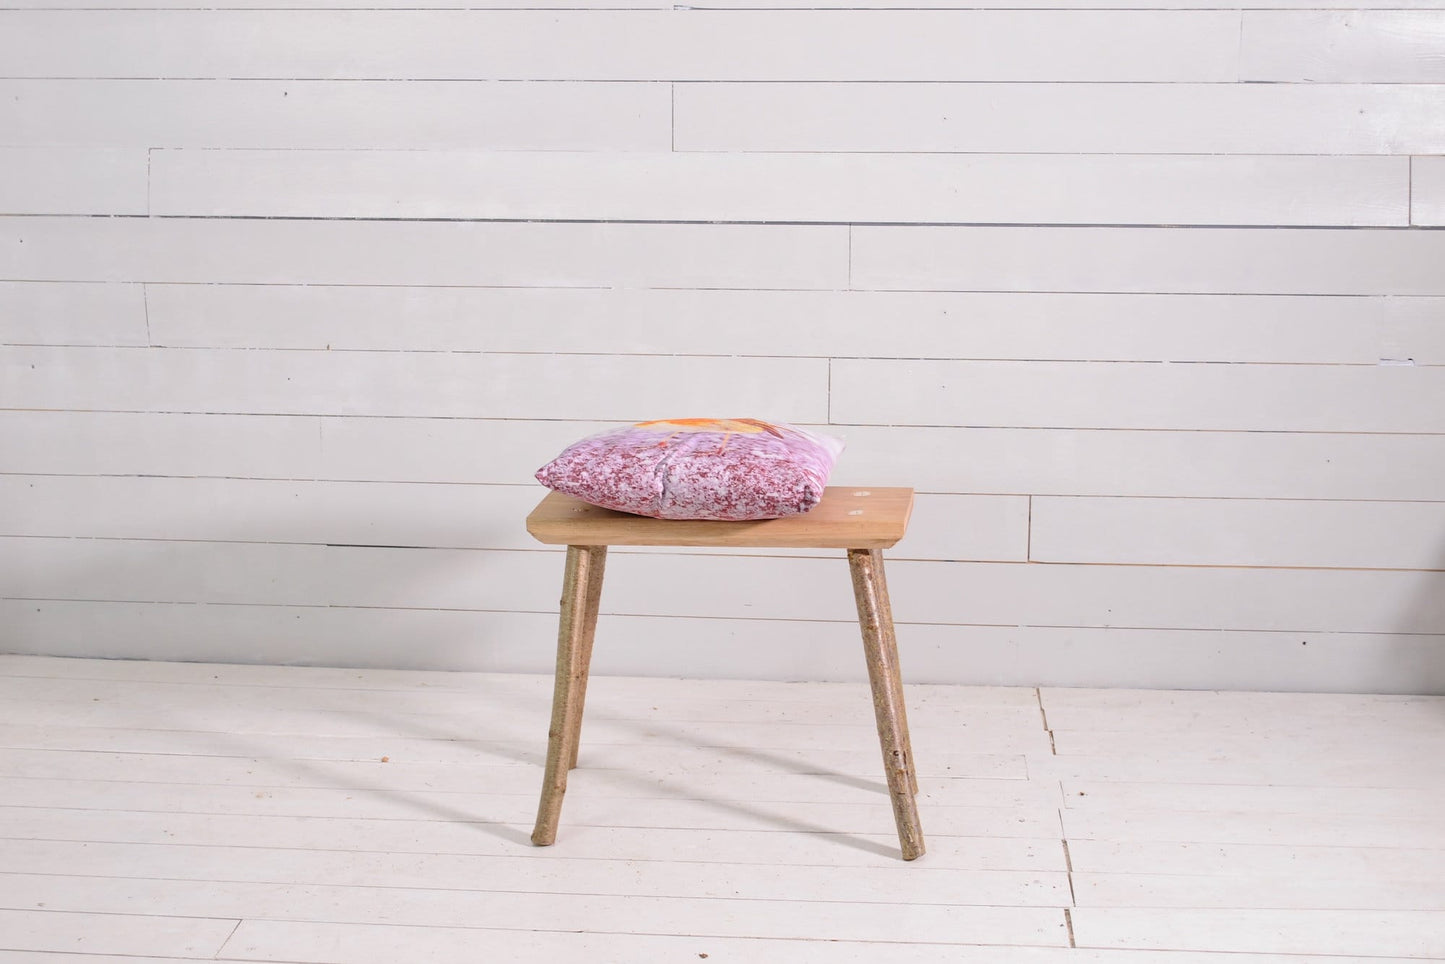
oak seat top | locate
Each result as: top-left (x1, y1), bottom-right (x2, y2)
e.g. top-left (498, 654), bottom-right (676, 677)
top-left (526, 486), bottom-right (914, 549)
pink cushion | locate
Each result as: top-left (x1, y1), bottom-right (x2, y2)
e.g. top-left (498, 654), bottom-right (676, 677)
top-left (535, 418), bottom-right (844, 521)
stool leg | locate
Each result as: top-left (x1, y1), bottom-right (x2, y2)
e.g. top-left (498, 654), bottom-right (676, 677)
top-left (567, 545), bottom-right (607, 770)
top-left (532, 544), bottom-right (606, 846)
top-left (848, 547), bottom-right (924, 861)
top-left (870, 548), bottom-right (918, 796)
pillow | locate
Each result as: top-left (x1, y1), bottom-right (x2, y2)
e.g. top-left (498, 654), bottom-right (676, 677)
top-left (535, 418), bottom-right (844, 521)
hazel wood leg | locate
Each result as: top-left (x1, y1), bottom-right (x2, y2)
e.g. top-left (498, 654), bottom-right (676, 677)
top-left (567, 545), bottom-right (607, 770)
top-left (847, 547), bottom-right (925, 861)
top-left (532, 544), bottom-right (606, 846)
top-left (868, 547), bottom-right (918, 796)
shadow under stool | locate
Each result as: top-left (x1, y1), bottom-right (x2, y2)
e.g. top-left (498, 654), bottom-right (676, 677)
top-left (524, 485), bottom-right (924, 861)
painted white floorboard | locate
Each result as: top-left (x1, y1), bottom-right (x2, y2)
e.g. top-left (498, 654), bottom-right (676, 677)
top-left (1, 656), bottom-right (1442, 962)
top-left (1071, 908), bottom-right (1445, 957)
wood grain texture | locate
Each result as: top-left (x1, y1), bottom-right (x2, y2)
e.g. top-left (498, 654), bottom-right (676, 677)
top-left (4, 599), bottom-right (1443, 693)
top-left (0, 216), bottom-right (847, 288)
top-left (10, 413), bottom-right (1445, 503)
top-left (676, 83), bottom-right (1445, 155)
top-left (0, 281), bottom-right (147, 345)
top-left (850, 226), bottom-right (1445, 296)
top-left (527, 488), bottom-right (914, 549)
top-left (0, 146), bottom-right (147, 214)
top-left (0, 475), bottom-right (1021, 561)
top-left (0, 346), bottom-right (831, 422)
top-left (138, 285), bottom-right (1445, 364)
top-left (1031, 497), bottom-right (1445, 570)
top-left (5, 537), bottom-right (1443, 635)
top-left (847, 548), bottom-right (924, 859)
top-left (149, 150), bottom-right (1409, 227)
top-left (532, 544), bottom-right (604, 844)
top-left (1412, 155), bottom-right (1445, 226)
top-left (830, 359), bottom-right (1445, 433)
top-left (0, 79), bottom-right (670, 150)
top-left (1242, 11), bottom-right (1445, 83)
top-left (0, 10), bottom-right (1239, 81)
top-left (6, 0), bottom-right (1442, 6)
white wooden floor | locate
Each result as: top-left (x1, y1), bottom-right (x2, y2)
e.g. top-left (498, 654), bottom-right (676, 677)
top-left (1, 655), bottom-right (1443, 963)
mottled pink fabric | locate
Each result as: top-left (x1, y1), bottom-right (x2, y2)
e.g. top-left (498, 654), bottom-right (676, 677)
top-left (536, 418), bottom-right (844, 521)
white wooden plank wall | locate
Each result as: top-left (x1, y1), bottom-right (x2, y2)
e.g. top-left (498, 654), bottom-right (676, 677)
top-left (1, 3), bottom-right (1443, 693)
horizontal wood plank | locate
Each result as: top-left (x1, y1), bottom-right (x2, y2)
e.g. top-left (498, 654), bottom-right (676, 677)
top-left (0, 908), bottom-right (236, 957)
top-left (5, 539), bottom-right (1443, 635)
top-left (5, 0), bottom-right (668, 6)
top-left (0, 839), bottom-right (1066, 905)
top-left (850, 226), bottom-right (1445, 296)
top-left (224, 919), bottom-right (1434, 964)
top-left (1068, 839), bottom-right (1445, 882)
top-left (0, 79), bottom-right (670, 150)
top-left (0, 147), bottom-right (147, 215)
top-left (0, 475), bottom-right (1024, 561)
top-left (0, 281), bottom-right (147, 346)
top-left (148, 150), bottom-right (1408, 227)
top-left (5, 0), bottom-right (1439, 7)
top-left (0, 871), bottom-right (1071, 945)
top-left (1074, 873), bottom-right (1445, 911)
top-left (6, 413), bottom-right (1445, 503)
top-left (0, 217), bottom-right (848, 288)
top-left (1242, 11), bottom-right (1445, 83)
top-left (830, 359), bottom-right (1445, 433)
top-left (0, 346), bottom-right (830, 422)
top-left (692, 0), bottom-right (1445, 7)
top-left (0, 10), bottom-right (1239, 82)
top-left (0, 411), bottom-right (328, 479)
top-left (4, 601), bottom-right (1442, 692)
top-left (676, 83), bottom-right (1445, 155)
top-left (139, 285), bottom-right (1445, 364)
top-left (1071, 908), bottom-right (1445, 957)
top-left (1031, 496), bottom-right (1445, 570)
top-left (1061, 807), bottom-right (1445, 850)
top-left (1413, 154), bottom-right (1445, 226)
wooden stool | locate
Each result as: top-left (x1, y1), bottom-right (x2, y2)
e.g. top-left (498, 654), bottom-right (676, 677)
top-left (524, 486), bottom-right (924, 861)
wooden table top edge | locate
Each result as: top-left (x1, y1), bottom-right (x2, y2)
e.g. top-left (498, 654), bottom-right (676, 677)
top-left (526, 485), bottom-right (914, 549)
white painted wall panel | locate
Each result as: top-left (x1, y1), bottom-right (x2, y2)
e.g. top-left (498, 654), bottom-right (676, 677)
top-left (4, 4), bottom-right (1442, 690)
top-left (149, 150), bottom-right (1409, 227)
top-left (830, 360), bottom-right (1445, 433)
top-left (0, 80), bottom-right (670, 150)
top-left (691, 0), bottom-right (1445, 8)
top-left (1412, 156), bottom-right (1445, 226)
top-left (142, 285), bottom-right (1445, 365)
top-left (0, 218), bottom-right (848, 289)
top-left (0, 476), bottom-right (1028, 563)
top-left (851, 226), bottom-right (1445, 296)
top-left (0, 11), bottom-right (1240, 82)
top-left (0, 148), bottom-right (147, 215)
top-left (675, 84), bottom-right (1445, 155)
top-left (0, 412), bottom-right (326, 479)
top-left (9, 411), bottom-right (1441, 504)
top-left (6, 0), bottom-right (1440, 8)
top-left (4, 0), bottom-right (667, 7)
top-left (1242, 12), bottom-right (1445, 83)
top-left (0, 347), bottom-right (830, 422)
top-left (1032, 498), bottom-right (1445, 570)
top-left (5, 600), bottom-right (1441, 693)
top-left (4, 538), bottom-right (1442, 635)
top-left (0, 282), bottom-right (147, 346)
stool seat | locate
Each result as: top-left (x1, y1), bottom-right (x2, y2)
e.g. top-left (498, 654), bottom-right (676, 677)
top-left (526, 486), bottom-right (914, 548)
top-left (527, 486), bottom-right (925, 861)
